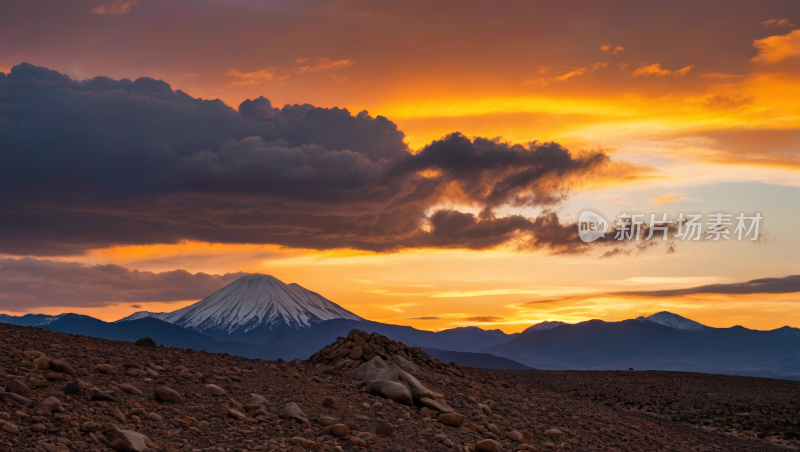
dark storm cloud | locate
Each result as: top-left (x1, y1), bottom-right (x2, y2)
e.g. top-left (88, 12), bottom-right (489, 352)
top-left (618, 274), bottom-right (800, 297)
top-left (0, 63), bottom-right (615, 255)
top-left (0, 256), bottom-right (247, 310)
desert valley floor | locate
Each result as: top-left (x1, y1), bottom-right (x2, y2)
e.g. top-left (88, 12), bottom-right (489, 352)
top-left (0, 322), bottom-right (798, 452)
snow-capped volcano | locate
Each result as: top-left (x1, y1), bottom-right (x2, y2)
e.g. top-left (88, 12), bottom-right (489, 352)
top-left (522, 320), bottom-right (567, 333)
top-left (635, 311), bottom-right (712, 332)
top-left (119, 274), bottom-right (362, 335)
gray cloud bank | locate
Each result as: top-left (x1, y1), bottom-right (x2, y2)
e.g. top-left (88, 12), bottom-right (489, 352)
top-left (0, 63), bottom-right (621, 256)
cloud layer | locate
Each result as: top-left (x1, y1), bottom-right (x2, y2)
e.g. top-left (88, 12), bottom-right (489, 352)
top-left (0, 63), bottom-right (616, 256)
top-left (618, 275), bottom-right (800, 297)
top-left (0, 256), bottom-right (246, 310)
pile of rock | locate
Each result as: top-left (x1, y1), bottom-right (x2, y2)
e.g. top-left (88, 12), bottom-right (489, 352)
top-left (310, 329), bottom-right (465, 378)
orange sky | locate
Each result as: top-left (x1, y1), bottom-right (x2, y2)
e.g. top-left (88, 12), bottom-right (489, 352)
top-left (1, 1), bottom-right (799, 331)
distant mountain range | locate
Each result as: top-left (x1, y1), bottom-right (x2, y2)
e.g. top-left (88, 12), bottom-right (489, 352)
top-left (3, 274), bottom-right (800, 380)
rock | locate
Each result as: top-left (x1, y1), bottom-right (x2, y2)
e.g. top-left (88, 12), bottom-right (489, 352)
top-left (322, 396), bottom-right (337, 408)
top-left (330, 424), bottom-right (350, 437)
top-left (475, 439), bottom-right (504, 452)
top-left (134, 337), bottom-right (157, 347)
top-left (461, 422), bottom-right (484, 434)
top-left (350, 436), bottom-right (367, 447)
top-left (434, 433), bottom-right (454, 447)
top-left (49, 359), bottom-right (77, 376)
top-left (421, 396), bottom-right (455, 413)
top-left (23, 350), bottom-right (44, 361)
top-left (354, 335), bottom-right (366, 346)
top-left (33, 355), bottom-right (50, 370)
top-left (478, 403), bottom-right (493, 416)
top-left (81, 421), bottom-right (97, 432)
top-left (488, 423), bottom-right (503, 436)
top-left (107, 425), bottom-right (155, 452)
top-left (2, 422), bottom-right (19, 435)
top-left (291, 437), bottom-right (316, 448)
top-left (517, 429), bottom-right (536, 445)
top-left (117, 383), bottom-right (144, 395)
top-left (228, 409), bottom-right (258, 423)
top-left (154, 386), bottom-right (183, 404)
top-left (198, 420), bottom-right (209, 434)
top-left (392, 354), bottom-right (421, 374)
top-left (545, 429), bottom-right (565, 440)
top-left (367, 380), bottom-right (413, 405)
top-left (506, 431), bottom-right (524, 442)
top-left (125, 368), bottom-right (148, 378)
top-left (437, 412), bottom-right (465, 427)
top-left (149, 413), bottom-right (163, 422)
top-left (63, 380), bottom-right (88, 397)
top-left (32, 423), bottom-right (46, 433)
top-left (376, 421), bottom-right (394, 437)
top-left (42, 397), bottom-right (64, 413)
top-left (94, 364), bottom-right (114, 374)
top-left (89, 388), bottom-right (121, 403)
top-left (205, 384), bottom-right (226, 396)
top-left (280, 402), bottom-right (308, 424)
top-left (318, 416), bottom-right (338, 426)
top-left (5, 379), bottom-right (30, 395)
top-left (349, 346), bottom-right (363, 360)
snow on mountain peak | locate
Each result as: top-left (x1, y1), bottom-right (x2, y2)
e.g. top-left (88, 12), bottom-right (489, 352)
top-left (635, 311), bottom-right (712, 332)
top-left (159, 274), bottom-right (363, 333)
top-left (114, 311), bottom-right (170, 323)
top-left (523, 320), bottom-right (567, 333)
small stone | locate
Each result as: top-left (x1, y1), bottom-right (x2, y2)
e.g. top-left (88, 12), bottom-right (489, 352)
top-left (117, 383), bottom-right (143, 395)
top-left (42, 397), bottom-right (64, 413)
top-left (349, 346), bottom-right (363, 360)
top-left (32, 423), bottom-right (46, 433)
top-left (154, 386), bottom-right (183, 404)
top-left (506, 431), bottom-right (523, 442)
top-left (198, 420), bottom-right (209, 435)
top-left (350, 436), bottom-right (367, 447)
top-left (375, 421), bottom-right (394, 437)
top-left (434, 433), bottom-right (454, 447)
top-left (149, 413), bottom-right (163, 422)
top-left (475, 439), bottom-right (504, 452)
top-left (318, 416), bottom-right (337, 426)
top-left (81, 421), bottom-right (97, 432)
top-left (437, 412), bottom-right (465, 427)
top-left (330, 423), bottom-right (350, 437)
top-left (33, 355), bottom-right (50, 370)
top-left (205, 384), bottom-right (226, 396)
top-left (290, 437), bottom-right (316, 448)
top-left (49, 359), bottom-right (77, 376)
top-left (1, 422), bottom-right (19, 435)
top-left (322, 396), bottom-right (337, 408)
top-left (280, 402), bottom-right (308, 424)
top-left (545, 429), bottom-right (565, 440)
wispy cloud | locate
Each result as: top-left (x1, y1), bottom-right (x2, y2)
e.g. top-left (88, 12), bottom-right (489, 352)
top-left (526, 62), bottom-right (607, 86)
top-left (91, 0), bottom-right (140, 15)
top-left (464, 316), bottom-right (503, 322)
top-left (297, 58), bottom-right (355, 73)
top-left (227, 68), bottom-right (289, 85)
top-left (761, 19), bottom-right (794, 28)
top-left (600, 44), bottom-right (624, 54)
top-left (633, 63), bottom-right (694, 77)
top-left (649, 193), bottom-right (691, 204)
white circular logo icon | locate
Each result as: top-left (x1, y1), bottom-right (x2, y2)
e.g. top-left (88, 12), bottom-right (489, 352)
top-left (578, 209), bottom-right (609, 242)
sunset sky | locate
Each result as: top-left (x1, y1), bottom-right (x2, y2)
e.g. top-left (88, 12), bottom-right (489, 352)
top-left (1, 0), bottom-right (799, 332)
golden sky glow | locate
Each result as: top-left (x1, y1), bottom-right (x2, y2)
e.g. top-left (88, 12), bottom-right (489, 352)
top-left (1, 1), bottom-right (799, 331)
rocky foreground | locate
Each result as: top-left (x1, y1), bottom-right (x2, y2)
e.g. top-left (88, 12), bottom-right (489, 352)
top-left (0, 324), bottom-right (795, 451)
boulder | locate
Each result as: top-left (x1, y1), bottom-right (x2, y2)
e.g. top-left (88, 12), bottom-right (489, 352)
top-left (367, 380), bottom-right (413, 406)
top-left (349, 346), bottom-right (363, 360)
top-left (154, 386), bottom-right (183, 404)
top-left (280, 402), bottom-right (308, 424)
top-left (107, 425), bottom-right (156, 452)
top-left (205, 384), bottom-right (226, 396)
top-left (49, 359), bottom-right (77, 376)
top-left (421, 396), bottom-right (455, 413)
top-left (117, 383), bottom-right (143, 395)
top-left (329, 423), bottom-right (350, 437)
top-left (437, 412), bottom-right (465, 427)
